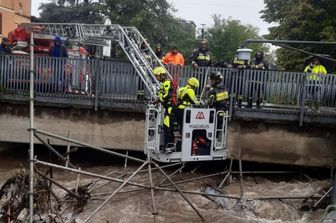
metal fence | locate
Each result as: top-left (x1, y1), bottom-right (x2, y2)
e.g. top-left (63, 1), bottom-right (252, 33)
top-left (0, 54), bottom-right (336, 109)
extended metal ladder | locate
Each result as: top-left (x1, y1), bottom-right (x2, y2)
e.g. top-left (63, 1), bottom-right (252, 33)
top-left (20, 22), bottom-right (172, 98)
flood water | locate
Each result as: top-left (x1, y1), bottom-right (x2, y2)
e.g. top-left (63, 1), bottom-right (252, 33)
top-left (0, 143), bottom-right (330, 223)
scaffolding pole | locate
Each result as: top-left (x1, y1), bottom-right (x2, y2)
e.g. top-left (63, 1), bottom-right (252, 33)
top-left (29, 31), bottom-right (35, 223)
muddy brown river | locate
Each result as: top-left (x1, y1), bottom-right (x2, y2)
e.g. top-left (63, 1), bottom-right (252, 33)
top-left (0, 144), bottom-right (330, 223)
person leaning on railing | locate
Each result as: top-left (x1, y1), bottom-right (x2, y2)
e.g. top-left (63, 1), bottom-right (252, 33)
top-left (303, 57), bottom-right (327, 111)
top-left (249, 51), bottom-right (269, 109)
top-left (229, 55), bottom-right (251, 108)
top-left (190, 39), bottom-right (212, 93)
top-left (162, 46), bottom-right (185, 84)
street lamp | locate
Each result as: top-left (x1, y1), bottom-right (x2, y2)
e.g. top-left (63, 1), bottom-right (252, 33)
top-left (201, 24), bottom-right (206, 39)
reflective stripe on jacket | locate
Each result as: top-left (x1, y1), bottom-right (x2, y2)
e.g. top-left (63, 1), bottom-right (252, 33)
top-left (159, 80), bottom-right (174, 106)
top-left (208, 85), bottom-right (229, 109)
top-left (190, 49), bottom-right (211, 67)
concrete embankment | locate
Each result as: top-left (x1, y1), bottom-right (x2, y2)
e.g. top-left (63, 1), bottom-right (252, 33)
top-left (0, 103), bottom-right (335, 167)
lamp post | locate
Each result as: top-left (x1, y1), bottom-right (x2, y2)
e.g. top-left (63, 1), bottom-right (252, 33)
top-left (201, 24), bottom-right (206, 39)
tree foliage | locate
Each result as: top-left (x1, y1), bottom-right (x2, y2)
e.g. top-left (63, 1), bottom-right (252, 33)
top-left (38, 0), bottom-right (196, 57)
top-left (205, 15), bottom-right (264, 62)
top-left (38, 1), bottom-right (266, 63)
top-left (96, 0), bottom-right (197, 56)
top-left (39, 0), bottom-right (100, 24)
top-left (261, 0), bottom-right (336, 71)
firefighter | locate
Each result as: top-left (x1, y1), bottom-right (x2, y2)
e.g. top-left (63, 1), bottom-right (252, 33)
top-left (208, 71), bottom-right (229, 111)
top-left (153, 67), bottom-right (177, 151)
top-left (177, 77), bottom-right (200, 128)
top-left (208, 72), bottom-right (229, 135)
top-left (230, 54), bottom-right (250, 108)
top-left (189, 39), bottom-right (211, 98)
top-left (304, 57), bottom-right (327, 110)
top-left (251, 51), bottom-right (268, 69)
top-left (249, 51), bottom-right (269, 108)
top-left (190, 39), bottom-right (212, 68)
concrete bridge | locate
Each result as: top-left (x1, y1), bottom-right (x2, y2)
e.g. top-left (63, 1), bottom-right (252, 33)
top-left (0, 54), bottom-right (335, 167)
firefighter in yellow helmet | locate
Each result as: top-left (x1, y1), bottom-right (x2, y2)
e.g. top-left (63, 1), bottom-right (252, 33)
top-left (178, 77), bottom-right (200, 109)
top-left (176, 77), bottom-right (200, 128)
top-left (153, 67), bottom-right (177, 151)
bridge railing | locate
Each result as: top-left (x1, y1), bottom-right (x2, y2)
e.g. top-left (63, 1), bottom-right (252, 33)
top-left (166, 65), bottom-right (336, 109)
top-left (0, 54), bottom-right (336, 110)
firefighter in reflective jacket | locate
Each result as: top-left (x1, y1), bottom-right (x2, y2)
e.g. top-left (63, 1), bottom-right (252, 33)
top-left (153, 67), bottom-right (177, 150)
top-left (190, 39), bottom-right (212, 68)
top-left (208, 72), bottom-right (229, 133)
top-left (208, 71), bottom-right (229, 111)
top-left (177, 77), bottom-right (200, 127)
top-left (230, 54), bottom-right (250, 107)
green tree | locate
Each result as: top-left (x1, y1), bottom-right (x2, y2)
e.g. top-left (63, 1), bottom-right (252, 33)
top-left (261, 0), bottom-right (336, 71)
top-left (39, 0), bottom-right (100, 23)
top-left (95, 0), bottom-right (196, 55)
top-left (205, 15), bottom-right (265, 63)
top-left (162, 18), bottom-right (198, 58)
top-left (38, 0), bottom-right (197, 57)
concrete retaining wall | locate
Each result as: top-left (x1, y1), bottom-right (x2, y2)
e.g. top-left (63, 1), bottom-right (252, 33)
top-left (0, 103), bottom-right (335, 167)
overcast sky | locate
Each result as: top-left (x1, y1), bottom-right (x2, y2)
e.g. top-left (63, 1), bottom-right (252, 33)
top-left (31, 0), bottom-right (270, 35)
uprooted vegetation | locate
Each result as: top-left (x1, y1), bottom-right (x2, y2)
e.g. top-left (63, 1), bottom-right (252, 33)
top-left (0, 169), bottom-right (91, 222)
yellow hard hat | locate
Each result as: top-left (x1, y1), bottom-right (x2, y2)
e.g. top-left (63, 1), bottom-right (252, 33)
top-left (187, 77), bottom-right (199, 88)
top-left (153, 67), bottom-right (166, 76)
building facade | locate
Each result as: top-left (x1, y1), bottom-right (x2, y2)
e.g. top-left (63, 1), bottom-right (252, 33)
top-left (0, 0), bottom-right (31, 39)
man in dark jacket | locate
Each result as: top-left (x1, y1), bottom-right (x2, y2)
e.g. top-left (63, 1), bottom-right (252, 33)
top-left (249, 51), bottom-right (269, 108)
top-left (154, 44), bottom-right (164, 60)
top-left (251, 51), bottom-right (268, 70)
top-left (190, 39), bottom-right (212, 68)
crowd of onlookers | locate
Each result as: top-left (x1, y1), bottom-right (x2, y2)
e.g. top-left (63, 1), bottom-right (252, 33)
top-left (149, 39), bottom-right (269, 70)
top-left (0, 35), bottom-right (330, 111)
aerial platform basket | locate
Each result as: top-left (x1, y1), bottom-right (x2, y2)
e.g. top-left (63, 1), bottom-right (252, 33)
top-left (145, 106), bottom-right (229, 163)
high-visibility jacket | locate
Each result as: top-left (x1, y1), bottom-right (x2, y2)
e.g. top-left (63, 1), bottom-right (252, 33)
top-left (208, 85), bottom-right (229, 110)
top-left (162, 52), bottom-right (185, 66)
top-left (304, 65), bottom-right (327, 80)
top-left (190, 48), bottom-right (211, 67)
top-left (159, 80), bottom-right (176, 106)
top-left (159, 80), bottom-right (177, 128)
top-left (232, 57), bottom-right (250, 68)
top-left (177, 85), bottom-right (199, 109)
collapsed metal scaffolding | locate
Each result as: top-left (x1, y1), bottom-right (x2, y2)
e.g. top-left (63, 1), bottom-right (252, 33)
top-left (26, 127), bottom-right (332, 222)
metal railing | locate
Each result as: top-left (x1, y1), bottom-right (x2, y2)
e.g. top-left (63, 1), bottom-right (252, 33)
top-left (0, 54), bottom-right (336, 111)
